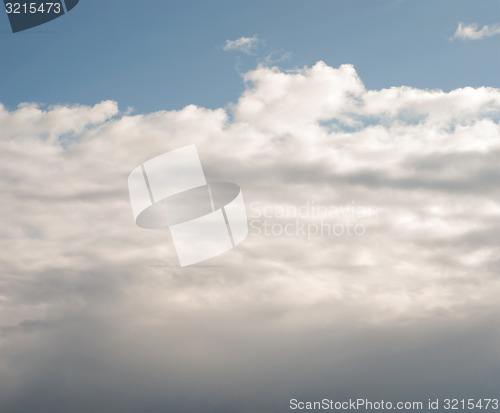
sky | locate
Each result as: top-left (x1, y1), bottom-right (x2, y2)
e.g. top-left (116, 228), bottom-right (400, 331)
top-left (0, 0), bottom-right (500, 113)
top-left (1, 1), bottom-right (500, 413)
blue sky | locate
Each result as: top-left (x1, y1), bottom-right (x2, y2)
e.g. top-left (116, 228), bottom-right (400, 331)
top-left (1, 0), bottom-right (499, 113)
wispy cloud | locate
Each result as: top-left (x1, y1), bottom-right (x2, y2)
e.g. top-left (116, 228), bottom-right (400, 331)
top-left (222, 35), bottom-right (259, 54)
top-left (452, 22), bottom-right (500, 40)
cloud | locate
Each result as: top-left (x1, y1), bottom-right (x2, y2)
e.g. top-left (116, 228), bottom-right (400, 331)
top-left (0, 61), bottom-right (499, 412)
top-left (0, 100), bottom-right (118, 141)
top-left (452, 22), bottom-right (500, 40)
top-left (222, 35), bottom-right (259, 54)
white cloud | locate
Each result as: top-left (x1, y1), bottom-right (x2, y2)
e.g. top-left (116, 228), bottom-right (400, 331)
top-left (1, 61), bottom-right (500, 322)
top-left (0, 100), bottom-right (118, 141)
top-left (452, 22), bottom-right (500, 40)
top-left (222, 35), bottom-right (259, 54)
top-left (1, 62), bottom-right (499, 411)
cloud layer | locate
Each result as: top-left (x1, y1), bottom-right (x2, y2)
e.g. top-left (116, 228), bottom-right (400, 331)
top-left (1, 62), bottom-right (499, 412)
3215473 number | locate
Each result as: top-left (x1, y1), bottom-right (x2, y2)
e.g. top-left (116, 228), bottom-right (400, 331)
top-left (5, 3), bottom-right (61, 14)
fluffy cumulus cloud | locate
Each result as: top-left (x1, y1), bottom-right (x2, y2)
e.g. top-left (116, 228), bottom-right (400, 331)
top-left (452, 22), bottom-right (500, 40)
top-left (0, 62), bottom-right (499, 413)
top-left (223, 35), bottom-right (259, 54)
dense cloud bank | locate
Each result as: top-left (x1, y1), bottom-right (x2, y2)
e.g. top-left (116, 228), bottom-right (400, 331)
top-left (1, 62), bottom-right (499, 412)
